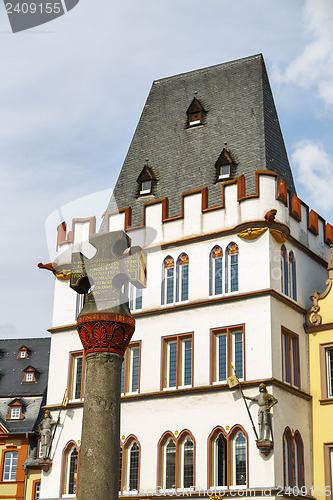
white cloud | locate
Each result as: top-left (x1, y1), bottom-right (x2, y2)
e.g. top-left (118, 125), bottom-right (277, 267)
top-left (292, 141), bottom-right (333, 214)
top-left (278, 0), bottom-right (333, 108)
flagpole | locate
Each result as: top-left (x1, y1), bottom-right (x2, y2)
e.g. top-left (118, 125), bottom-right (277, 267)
top-left (49, 387), bottom-right (67, 455)
top-left (230, 364), bottom-right (259, 440)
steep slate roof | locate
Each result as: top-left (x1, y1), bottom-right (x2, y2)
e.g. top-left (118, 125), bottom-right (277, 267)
top-left (101, 54), bottom-right (295, 229)
top-left (0, 338), bottom-right (50, 434)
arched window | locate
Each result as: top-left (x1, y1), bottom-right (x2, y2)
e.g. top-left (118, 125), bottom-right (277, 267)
top-left (209, 246), bottom-right (223, 296)
top-left (283, 428), bottom-right (293, 488)
top-left (226, 243), bottom-right (239, 293)
top-left (230, 429), bottom-right (247, 486)
top-left (120, 437), bottom-right (140, 493)
top-left (288, 251), bottom-right (297, 301)
top-left (179, 435), bottom-right (194, 488)
top-left (294, 432), bottom-right (304, 487)
top-left (208, 428), bottom-right (227, 488)
top-left (176, 253), bottom-right (189, 302)
top-left (162, 257), bottom-right (175, 305)
top-left (62, 442), bottom-right (79, 496)
top-left (158, 431), bottom-right (195, 491)
top-left (280, 245), bottom-right (288, 295)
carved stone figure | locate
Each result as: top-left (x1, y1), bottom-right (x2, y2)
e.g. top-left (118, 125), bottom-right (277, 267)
top-left (245, 383), bottom-right (278, 441)
top-left (38, 410), bottom-right (58, 459)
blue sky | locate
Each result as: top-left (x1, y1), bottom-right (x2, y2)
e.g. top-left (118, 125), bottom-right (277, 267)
top-left (0, 0), bottom-right (332, 338)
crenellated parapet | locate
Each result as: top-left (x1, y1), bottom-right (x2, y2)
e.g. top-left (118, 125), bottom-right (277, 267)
top-left (101, 171), bottom-right (331, 261)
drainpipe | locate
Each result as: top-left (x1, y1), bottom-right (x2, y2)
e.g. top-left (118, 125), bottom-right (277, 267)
top-left (23, 465), bottom-right (28, 500)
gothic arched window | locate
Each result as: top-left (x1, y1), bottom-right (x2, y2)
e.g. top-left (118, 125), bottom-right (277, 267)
top-left (231, 429), bottom-right (247, 486)
top-left (62, 442), bottom-right (79, 496)
top-left (209, 246), bottom-right (223, 296)
top-left (176, 253), bottom-right (189, 302)
top-left (120, 437), bottom-right (140, 493)
top-left (288, 251), bottom-right (297, 301)
top-left (162, 256), bottom-right (175, 305)
top-left (226, 243), bottom-right (239, 293)
top-left (283, 428), bottom-right (293, 488)
top-left (280, 245), bottom-right (288, 295)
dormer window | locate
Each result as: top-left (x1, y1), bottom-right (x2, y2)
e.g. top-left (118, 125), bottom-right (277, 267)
top-left (11, 408), bottom-right (20, 419)
top-left (186, 97), bottom-right (205, 127)
top-left (215, 148), bottom-right (235, 182)
top-left (6, 399), bottom-right (24, 421)
top-left (218, 164), bottom-right (231, 179)
top-left (22, 366), bottom-right (38, 383)
top-left (18, 346), bottom-right (29, 359)
top-left (137, 162), bottom-right (156, 197)
top-left (140, 179), bottom-right (152, 195)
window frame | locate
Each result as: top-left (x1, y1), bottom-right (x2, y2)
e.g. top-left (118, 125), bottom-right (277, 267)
top-left (319, 342), bottom-right (333, 403)
top-left (209, 246), bottom-right (223, 297)
top-left (161, 333), bottom-right (194, 391)
top-left (176, 253), bottom-right (189, 303)
top-left (211, 325), bottom-right (245, 384)
top-left (281, 328), bottom-right (300, 388)
top-left (288, 251), bottom-right (297, 300)
top-left (139, 179), bottom-right (152, 195)
top-left (120, 436), bottom-right (141, 494)
top-left (158, 430), bottom-right (195, 492)
top-left (2, 450), bottom-right (18, 481)
top-left (208, 425), bottom-right (248, 489)
top-left (129, 283), bottom-right (143, 311)
top-left (68, 351), bottom-right (85, 402)
top-left (121, 341), bottom-right (141, 396)
top-left (225, 243), bottom-right (239, 293)
top-left (283, 428), bottom-right (304, 488)
top-left (61, 442), bottom-right (79, 498)
top-left (162, 256), bottom-right (175, 305)
top-left (324, 442), bottom-right (333, 500)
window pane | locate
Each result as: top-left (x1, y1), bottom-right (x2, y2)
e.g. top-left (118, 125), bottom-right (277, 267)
top-left (235, 433), bottom-right (246, 485)
top-left (181, 264), bottom-right (189, 301)
top-left (234, 332), bottom-right (243, 379)
top-left (121, 359), bottom-right (125, 394)
top-left (217, 435), bottom-right (227, 486)
top-left (168, 342), bottom-right (177, 388)
top-left (166, 267), bottom-right (174, 304)
top-left (3, 451), bottom-right (18, 481)
top-left (35, 482), bottom-right (41, 500)
top-left (183, 340), bottom-right (192, 386)
top-left (230, 254), bottom-right (238, 292)
top-left (215, 257), bottom-right (223, 295)
top-left (119, 447), bottom-right (122, 492)
top-left (327, 349), bottom-right (333, 397)
top-left (68, 449), bottom-right (78, 494)
top-left (74, 356), bottom-right (83, 400)
top-left (166, 441), bottom-right (176, 489)
top-left (129, 443), bottom-right (139, 491)
top-left (131, 348), bottom-right (140, 393)
top-left (183, 439), bottom-right (194, 488)
top-left (135, 288), bottom-right (143, 309)
top-left (218, 335), bottom-right (227, 381)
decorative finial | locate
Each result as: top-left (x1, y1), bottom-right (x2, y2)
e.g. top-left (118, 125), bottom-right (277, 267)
top-left (194, 91), bottom-right (198, 95)
top-left (145, 158), bottom-right (149, 165)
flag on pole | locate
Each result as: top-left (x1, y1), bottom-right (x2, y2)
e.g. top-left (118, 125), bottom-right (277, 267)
top-left (227, 374), bottom-right (239, 388)
top-left (61, 387), bottom-right (69, 407)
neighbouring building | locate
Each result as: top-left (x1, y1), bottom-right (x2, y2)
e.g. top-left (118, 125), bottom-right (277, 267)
top-left (40, 54), bottom-right (333, 500)
top-left (305, 245), bottom-right (333, 499)
top-left (0, 337), bottom-right (51, 500)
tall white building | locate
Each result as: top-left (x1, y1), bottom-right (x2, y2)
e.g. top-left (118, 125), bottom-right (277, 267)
top-left (41, 55), bottom-right (332, 499)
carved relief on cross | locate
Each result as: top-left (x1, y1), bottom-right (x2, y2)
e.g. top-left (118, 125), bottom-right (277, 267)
top-left (70, 231), bottom-right (147, 316)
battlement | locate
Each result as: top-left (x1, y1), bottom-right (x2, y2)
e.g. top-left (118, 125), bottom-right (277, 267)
top-left (56, 172), bottom-right (331, 263)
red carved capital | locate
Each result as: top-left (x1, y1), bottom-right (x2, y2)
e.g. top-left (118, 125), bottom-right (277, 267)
top-left (76, 313), bottom-right (135, 356)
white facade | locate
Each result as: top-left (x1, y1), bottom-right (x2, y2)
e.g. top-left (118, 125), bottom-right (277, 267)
top-left (41, 173), bottom-right (329, 499)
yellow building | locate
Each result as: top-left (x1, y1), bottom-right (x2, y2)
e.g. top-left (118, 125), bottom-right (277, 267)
top-left (305, 245), bottom-right (333, 498)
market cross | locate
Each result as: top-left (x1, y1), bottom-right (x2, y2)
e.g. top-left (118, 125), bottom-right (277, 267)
top-left (70, 230), bottom-right (147, 314)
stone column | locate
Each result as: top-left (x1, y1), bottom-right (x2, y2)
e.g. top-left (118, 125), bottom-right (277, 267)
top-left (75, 312), bottom-right (135, 500)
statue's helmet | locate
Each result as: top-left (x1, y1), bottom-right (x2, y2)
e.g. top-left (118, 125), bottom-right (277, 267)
top-left (45, 409), bottom-right (51, 416)
top-left (259, 383), bottom-right (267, 391)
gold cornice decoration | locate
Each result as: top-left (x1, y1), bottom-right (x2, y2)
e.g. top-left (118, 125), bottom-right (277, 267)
top-left (304, 279), bottom-right (333, 327)
top-left (270, 229), bottom-right (288, 244)
top-left (237, 228), bottom-right (267, 240)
